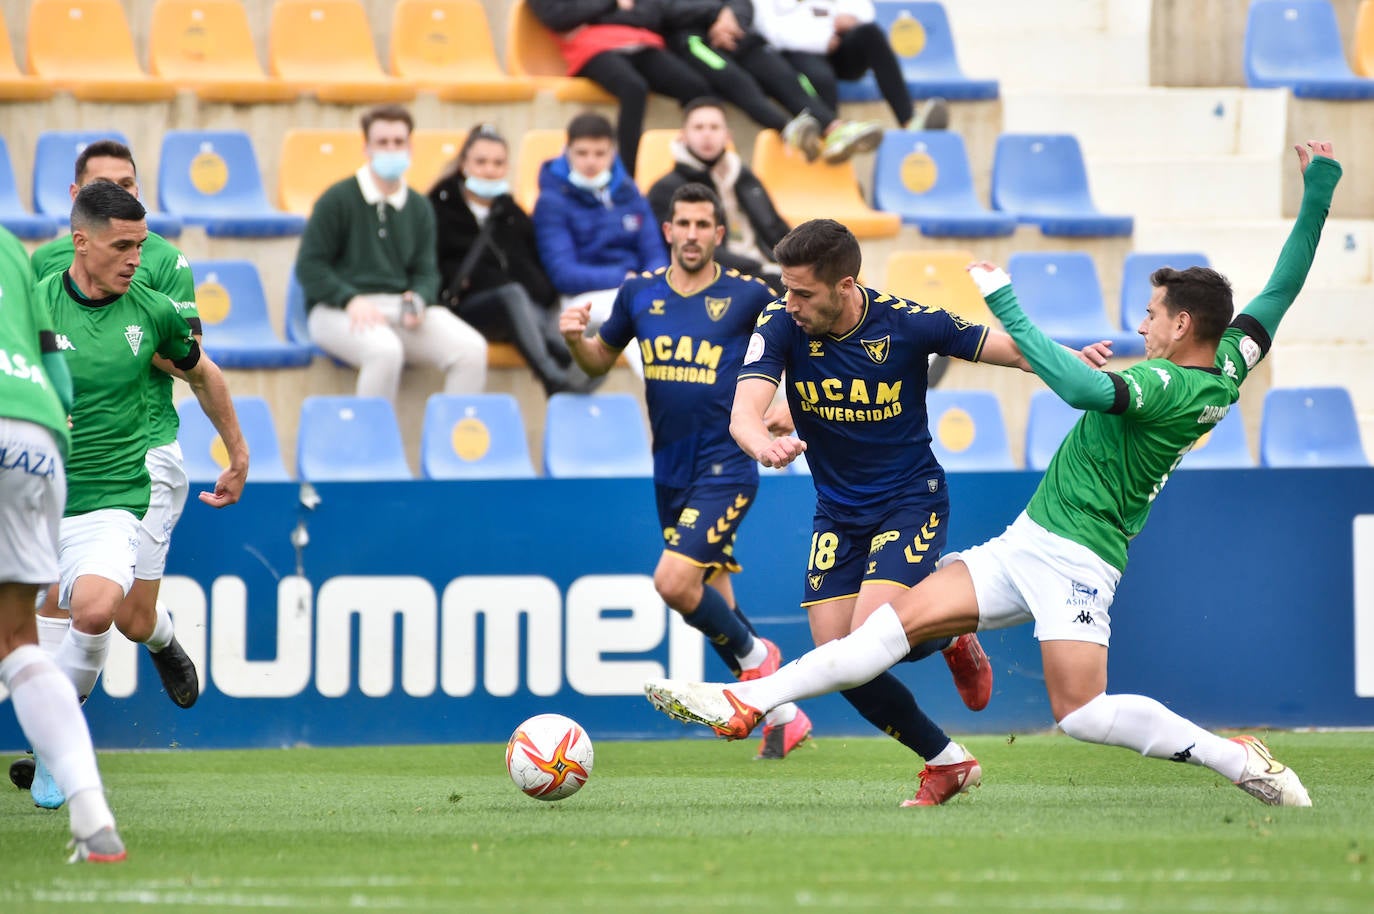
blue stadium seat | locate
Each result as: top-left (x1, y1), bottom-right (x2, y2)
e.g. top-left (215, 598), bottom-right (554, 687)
top-left (33, 130), bottom-right (182, 237)
top-left (927, 389), bottom-right (1016, 470)
top-left (991, 134), bottom-right (1133, 237)
top-left (1260, 386), bottom-right (1369, 467)
top-left (1005, 252), bottom-right (1145, 355)
top-left (285, 272), bottom-right (327, 358)
top-left (1120, 251), bottom-right (1211, 333)
top-left (190, 260), bottom-right (313, 369)
top-left (872, 131), bottom-right (1015, 237)
top-left (839, 1), bottom-right (999, 102)
top-left (1025, 390), bottom-right (1083, 472)
top-left (1179, 403), bottom-right (1253, 470)
top-left (0, 137), bottom-right (58, 239)
top-left (158, 130), bottom-right (306, 237)
top-left (177, 395), bottom-right (291, 482)
top-left (297, 396), bottom-right (414, 481)
top-left (543, 393), bottom-right (653, 478)
top-left (1245, 0), bottom-right (1374, 99)
top-left (421, 393), bottom-right (537, 479)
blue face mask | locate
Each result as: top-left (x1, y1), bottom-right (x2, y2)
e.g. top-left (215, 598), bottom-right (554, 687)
top-left (464, 175), bottom-right (511, 199)
top-left (371, 150), bottom-right (410, 182)
top-left (568, 168), bottom-right (612, 191)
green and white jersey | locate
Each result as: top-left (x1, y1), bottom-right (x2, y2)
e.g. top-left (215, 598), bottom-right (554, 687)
top-left (33, 231), bottom-right (199, 449)
top-left (0, 229), bottom-right (68, 452)
top-left (39, 272), bottom-right (195, 518)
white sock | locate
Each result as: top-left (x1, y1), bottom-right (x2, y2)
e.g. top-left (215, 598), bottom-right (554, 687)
top-left (733, 603), bottom-right (910, 711)
top-left (144, 600), bottom-right (175, 652)
top-left (52, 626), bottom-right (111, 704)
top-left (36, 614), bottom-right (70, 653)
top-left (763, 702), bottom-right (798, 727)
top-left (736, 637), bottom-right (768, 671)
top-left (0, 645), bottom-right (114, 838)
top-left (927, 741), bottom-right (967, 766)
top-left (1059, 693), bottom-right (1248, 780)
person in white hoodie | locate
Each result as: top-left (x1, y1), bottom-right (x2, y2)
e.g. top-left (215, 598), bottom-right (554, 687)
top-left (751, 0), bottom-right (948, 131)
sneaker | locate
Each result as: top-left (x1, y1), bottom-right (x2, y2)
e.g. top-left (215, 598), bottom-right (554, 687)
top-left (901, 750), bottom-right (982, 807)
top-left (31, 756), bottom-right (65, 810)
top-left (68, 826), bottom-right (127, 864)
top-left (736, 638), bottom-right (781, 682)
top-left (781, 110), bottom-right (823, 162)
top-left (148, 636), bottom-right (199, 709)
top-left (942, 633), bottom-right (992, 711)
top-left (755, 708), bottom-right (813, 759)
top-left (821, 120), bottom-right (885, 164)
top-left (644, 679), bottom-right (764, 740)
top-left (1231, 735), bottom-right (1311, 807)
top-left (10, 756), bottom-right (35, 790)
top-left (906, 97), bottom-right (950, 131)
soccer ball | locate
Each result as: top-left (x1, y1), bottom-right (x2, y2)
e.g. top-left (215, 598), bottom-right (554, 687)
top-left (505, 714), bottom-right (594, 801)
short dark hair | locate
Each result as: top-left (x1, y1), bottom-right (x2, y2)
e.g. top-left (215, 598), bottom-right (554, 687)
top-left (71, 180), bottom-right (146, 232)
top-left (360, 104), bottom-right (414, 139)
top-left (669, 182), bottom-right (725, 228)
top-left (682, 96), bottom-right (727, 121)
top-left (1150, 266), bottom-right (1233, 345)
top-left (773, 219), bottom-right (861, 287)
top-left (567, 112), bottom-right (615, 144)
top-left (74, 139), bottom-right (136, 185)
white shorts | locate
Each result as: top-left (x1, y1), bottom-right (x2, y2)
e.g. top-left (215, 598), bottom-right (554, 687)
top-left (58, 508), bottom-right (141, 610)
top-left (0, 418), bottom-right (66, 585)
top-left (135, 441), bottom-right (189, 580)
top-left (950, 511), bottom-right (1121, 646)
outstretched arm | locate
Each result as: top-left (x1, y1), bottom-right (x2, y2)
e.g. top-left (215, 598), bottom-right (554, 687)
top-left (182, 354), bottom-right (248, 507)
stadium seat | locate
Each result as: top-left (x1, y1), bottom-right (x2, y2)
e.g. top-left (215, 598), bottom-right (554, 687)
top-left (26, 0), bottom-right (177, 101)
top-left (1025, 390), bottom-right (1083, 472)
top-left (1119, 251), bottom-right (1211, 333)
top-left (1006, 252), bottom-right (1144, 355)
top-left (269, 0), bottom-right (416, 103)
top-left (408, 129), bottom-right (468, 196)
top-left (277, 129), bottom-right (365, 215)
top-left (872, 131), bottom-right (1015, 237)
top-left (32, 131), bottom-right (183, 238)
top-left (390, 0), bottom-right (536, 102)
top-left (158, 131), bottom-right (306, 237)
top-left (0, 137), bottom-right (58, 239)
top-left (839, 1), bottom-right (999, 102)
top-left (883, 249), bottom-right (994, 326)
top-left (515, 128), bottom-right (565, 212)
top-left (991, 134), bottom-right (1134, 237)
top-left (421, 394), bottom-right (537, 479)
top-left (0, 15), bottom-right (52, 99)
top-left (751, 130), bottom-right (900, 240)
top-left (1260, 386), bottom-right (1369, 467)
top-left (149, 0), bottom-right (301, 102)
top-left (634, 129), bottom-right (680, 195)
top-left (1179, 403), bottom-right (1254, 470)
top-left (1357, 0), bottom-right (1374, 76)
top-left (926, 390), bottom-right (1017, 470)
top-left (543, 393), bottom-right (653, 478)
top-left (297, 396), bottom-right (414, 481)
top-left (505, 0), bottom-right (616, 103)
top-left (190, 260), bottom-right (314, 369)
top-left (177, 395), bottom-right (291, 482)
top-left (1245, 0), bottom-right (1374, 98)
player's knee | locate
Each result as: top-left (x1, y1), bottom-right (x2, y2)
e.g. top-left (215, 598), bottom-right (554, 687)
top-left (1057, 692), bottom-right (1113, 743)
top-left (653, 567), bottom-right (700, 613)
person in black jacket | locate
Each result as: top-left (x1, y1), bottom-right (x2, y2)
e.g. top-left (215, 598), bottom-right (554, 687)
top-left (429, 125), bottom-right (594, 395)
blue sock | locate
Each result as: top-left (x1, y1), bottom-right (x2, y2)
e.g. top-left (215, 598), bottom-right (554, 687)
top-left (900, 635), bottom-right (953, 664)
top-left (841, 673), bottom-right (951, 760)
top-left (682, 586), bottom-right (755, 673)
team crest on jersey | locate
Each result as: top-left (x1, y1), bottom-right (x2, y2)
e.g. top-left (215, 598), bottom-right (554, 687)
top-left (704, 296), bottom-right (731, 321)
top-left (807, 572), bottom-right (826, 592)
top-left (861, 335), bottom-right (891, 364)
top-left (649, 299), bottom-right (666, 315)
top-left (124, 325), bottom-right (144, 356)
top-left (808, 340), bottom-right (824, 357)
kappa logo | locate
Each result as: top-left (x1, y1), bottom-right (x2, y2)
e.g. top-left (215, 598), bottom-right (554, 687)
top-left (861, 335), bottom-right (891, 364)
top-left (1152, 366), bottom-right (1171, 387)
top-left (1073, 610), bottom-right (1094, 625)
top-left (56, 334), bottom-right (75, 351)
top-left (807, 572), bottom-right (825, 592)
top-left (124, 324), bottom-right (144, 356)
top-left (704, 296), bottom-right (731, 321)
top-left (175, 254), bottom-right (190, 270)
top-left (649, 299), bottom-right (666, 315)
top-left (1222, 354), bottom-right (1237, 380)
top-left (808, 340), bottom-right (824, 357)
top-left (1170, 743), bottom-right (1195, 763)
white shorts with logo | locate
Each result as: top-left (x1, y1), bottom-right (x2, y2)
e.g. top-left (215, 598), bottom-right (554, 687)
top-left (948, 511), bottom-right (1121, 646)
top-left (0, 418), bottom-right (66, 585)
top-left (58, 508), bottom-right (141, 610)
top-left (135, 441), bottom-right (189, 580)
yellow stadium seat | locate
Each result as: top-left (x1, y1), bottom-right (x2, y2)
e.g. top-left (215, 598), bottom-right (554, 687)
top-left (634, 129), bottom-right (680, 194)
top-left (0, 15), bottom-right (51, 99)
top-left (515, 128), bottom-right (565, 212)
top-left (278, 129), bottom-right (365, 215)
top-left (751, 130), bottom-right (900, 239)
top-left (409, 129), bottom-right (468, 195)
top-left (150, 0), bottom-right (301, 102)
top-left (505, 0), bottom-right (615, 104)
top-left (883, 250), bottom-right (995, 326)
top-left (390, 0), bottom-right (536, 102)
top-left (269, 0), bottom-right (416, 103)
top-left (1356, 0), bottom-right (1374, 76)
top-left (27, 0), bottom-right (176, 101)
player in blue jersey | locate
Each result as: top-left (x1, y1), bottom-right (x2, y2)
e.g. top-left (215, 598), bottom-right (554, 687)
top-left (560, 183), bottom-right (812, 758)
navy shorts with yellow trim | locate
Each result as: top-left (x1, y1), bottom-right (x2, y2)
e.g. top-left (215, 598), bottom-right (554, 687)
top-left (800, 490), bottom-right (950, 607)
top-left (656, 482), bottom-right (757, 575)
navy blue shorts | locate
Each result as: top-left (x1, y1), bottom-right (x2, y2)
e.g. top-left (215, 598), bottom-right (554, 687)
top-left (655, 482), bottom-right (757, 575)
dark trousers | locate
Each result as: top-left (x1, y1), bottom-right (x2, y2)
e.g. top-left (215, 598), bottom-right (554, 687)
top-left (456, 283), bottom-right (577, 395)
top-left (579, 49), bottom-right (712, 176)
top-left (783, 23), bottom-right (914, 124)
top-left (671, 32), bottom-right (839, 129)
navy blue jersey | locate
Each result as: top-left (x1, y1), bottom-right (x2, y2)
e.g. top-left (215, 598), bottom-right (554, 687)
top-left (599, 265), bottom-right (775, 487)
top-left (741, 285), bottom-right (989, 517)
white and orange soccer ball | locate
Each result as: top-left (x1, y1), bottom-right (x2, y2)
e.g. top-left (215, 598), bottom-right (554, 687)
top-left (505, 714), bottom-right (594, 801)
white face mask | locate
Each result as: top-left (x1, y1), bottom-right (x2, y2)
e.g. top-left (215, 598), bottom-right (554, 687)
top-left (464, 175), bottom-right (510, 199)
top-left (371, 150), bottom-right (410, 182)
top-left (568, 168), bottom-right (612, 191)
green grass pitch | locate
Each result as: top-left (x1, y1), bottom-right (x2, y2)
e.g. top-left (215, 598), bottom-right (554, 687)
top-left (1, 731), bottom-right (1370, 913)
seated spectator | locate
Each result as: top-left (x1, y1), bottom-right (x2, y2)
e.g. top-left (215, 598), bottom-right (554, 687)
top-left (647, 97), bottom-right (787, 276)
top-left (533, 113), bottom-right (669, 374)
top-left (429, 124), bottom-right (596, 395)
top-left (295, 104), bottom-right (487, 402)
top-left (752, 0), bottom-right (949, 132)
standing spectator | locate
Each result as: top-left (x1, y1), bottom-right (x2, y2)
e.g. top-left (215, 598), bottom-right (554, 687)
top-left (296, 104), bottom-right (487, 402)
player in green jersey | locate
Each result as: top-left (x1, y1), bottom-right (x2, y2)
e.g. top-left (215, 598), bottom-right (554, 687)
top-left (0, 225), bottom-right (126, 860)
top-left (645, 141), bottom-right (1340, 808)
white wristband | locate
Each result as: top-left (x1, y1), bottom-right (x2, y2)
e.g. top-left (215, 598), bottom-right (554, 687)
top-left (969, 266), bottom-right (1012, 297)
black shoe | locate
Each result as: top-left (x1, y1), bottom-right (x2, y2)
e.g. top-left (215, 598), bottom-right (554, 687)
top-left (10, 756), bottom-right (35, 790)
top-left (148, 636), bottom-right (200, 709)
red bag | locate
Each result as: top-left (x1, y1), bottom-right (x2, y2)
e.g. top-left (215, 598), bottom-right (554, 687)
top-left (558, 24), bottom-right (666, 76)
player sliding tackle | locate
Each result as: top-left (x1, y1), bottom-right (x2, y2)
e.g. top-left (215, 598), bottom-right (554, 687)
top-left (647, 141), bottom-right (1341, 807)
